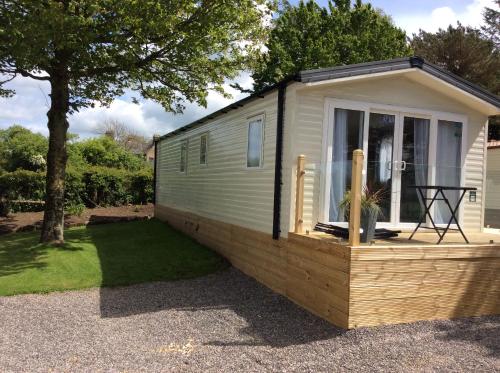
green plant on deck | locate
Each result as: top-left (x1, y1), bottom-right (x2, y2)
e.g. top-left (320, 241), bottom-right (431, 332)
top-left (338, 185), bottom-right (386, 220)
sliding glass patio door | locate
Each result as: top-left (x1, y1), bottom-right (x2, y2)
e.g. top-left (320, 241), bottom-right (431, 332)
top-left (397, 116), bottom-right (431, 224)
top-left (329, 108), bottom-right (364, 222)
top-left (366, 112), bottom-right (397, 223)
top-left (325, 100), bottom-right (464, 228)
top-left (366, 112), bottom-right (431, 227)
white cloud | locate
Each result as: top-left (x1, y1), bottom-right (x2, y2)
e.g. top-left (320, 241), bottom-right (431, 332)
top-left (0, 72), bottom-right (253, 139)
top-left (1, 0), bottom-right (496, 139)
top-left (395, 0), bottom-right (497, 35)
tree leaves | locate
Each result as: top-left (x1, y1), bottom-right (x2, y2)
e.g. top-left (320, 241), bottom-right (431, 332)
top-left (251, 0), bottom-right (411, 91)
top-left (0, 0), bottom-right (273, 112)
top-left (411, 23), bottom-right (500, 96)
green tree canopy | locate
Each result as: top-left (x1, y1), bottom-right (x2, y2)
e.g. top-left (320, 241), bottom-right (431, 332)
top-left (410, 20), bottom-right (500, 141)
top-left (0, 125), bottom-right (48, 172)
top-left (0, 125), bottom-right (151, 172)
top-left (411, 23), bottom-right (500, 96)
top-left (0, 0), bottom-right (272, 242)
top-left (251, 0), bottom-right (412, 91)
top-left (74, 136), bottom-right (146, 171)
top-left (482, 0), bottom-right (499, 50)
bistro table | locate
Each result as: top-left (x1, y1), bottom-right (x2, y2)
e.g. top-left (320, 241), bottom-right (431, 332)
top-left (409, 185), bottom-right (477, 244)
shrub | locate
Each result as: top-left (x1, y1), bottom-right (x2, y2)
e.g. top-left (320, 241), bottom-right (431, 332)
top-left (65, 202), bottom-right (85, 216)
top-left (11, 200), bottom-right (45, 213)
top-left (0, 125), bottom-right (48, 172)
top-left (75, 136), bottom-right (145, 171)
top-left (0, 170), bottom-right (45, 200)
top-left (128, 170), bottom-right (154, 204)
top-left (0, 196), bottom-right (11, 216)
top-left (0, 166), bottom-right (153, 210)
top-left (64, 168), bottom-right (85, 206)
top-left (82, 167), bottom-right (129, 207)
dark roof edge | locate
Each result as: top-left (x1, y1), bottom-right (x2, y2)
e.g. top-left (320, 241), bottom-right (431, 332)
top-left (158, 76), bottom-right (297, 141)
top-left (418, 60), bottom-right (500, 108)
top-left (299, 56), bottom-right (500, 108)
top-left (159, 57), bottom-right (500, 141)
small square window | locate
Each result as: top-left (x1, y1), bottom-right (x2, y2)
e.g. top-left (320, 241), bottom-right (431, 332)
top-left (200, 134), bottom-right (208, 165)
top-left (180, 140), bottom-right (188, 172)
top-left (247, 117), bottom-right (263, 168)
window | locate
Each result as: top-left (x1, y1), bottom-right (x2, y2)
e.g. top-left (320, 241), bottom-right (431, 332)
top-left (180, 140), bottom-right (188, 172)
top-left (247, 117), bottom-right (264, 168)
top-left (200, 134), bottom-right (208, 165)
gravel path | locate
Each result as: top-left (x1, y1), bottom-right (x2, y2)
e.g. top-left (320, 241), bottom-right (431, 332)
top-left (0, 268), bottom-right (498, 372)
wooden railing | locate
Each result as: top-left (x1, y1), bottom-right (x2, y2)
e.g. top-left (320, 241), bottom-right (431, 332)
top-left (294, 155), bottom-right (305, 233)
top-left (349, 149), bottom-right (364, 246)
top-left (293, 150), bottom-right (364, 245)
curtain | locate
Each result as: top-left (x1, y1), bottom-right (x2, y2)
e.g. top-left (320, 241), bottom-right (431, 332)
top-left (330, 109), bottom-right (348, 222)
top-left (413, 119), bottom-right (430, 210)
top-left (378, 137), bottom-right (393, 182)
top-left (435, 121), bottom-right (462, 223)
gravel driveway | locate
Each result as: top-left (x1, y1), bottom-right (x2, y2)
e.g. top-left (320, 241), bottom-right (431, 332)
top-left (0, 268), bottom-right (498, 372)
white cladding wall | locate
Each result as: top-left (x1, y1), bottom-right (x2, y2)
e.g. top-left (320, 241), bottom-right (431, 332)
top-left (486, 148), bottom-right (500, 209)
top-left (284, 75), bottom-right (489, 232)
top-left (156, 92), bottom-right (278, 234)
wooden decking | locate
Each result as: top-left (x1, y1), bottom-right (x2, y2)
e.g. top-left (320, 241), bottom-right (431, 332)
top-left (292, 230), bottom-right (500, 328)
top-left (302, 230), bottom-right (500, 246)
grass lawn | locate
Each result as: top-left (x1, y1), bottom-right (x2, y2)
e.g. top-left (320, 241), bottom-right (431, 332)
top-left (0, 219), bottom-right (228, 296)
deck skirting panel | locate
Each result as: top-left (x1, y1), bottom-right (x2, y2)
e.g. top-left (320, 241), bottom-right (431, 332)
top-left (155, 204), bottom-right (350, 328)
top-left (155, 204), bottom-right (500, 329)
top-left (348, 246), bottom-right (500, 328)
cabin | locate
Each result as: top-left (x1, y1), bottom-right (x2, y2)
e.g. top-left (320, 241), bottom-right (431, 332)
top-left (154, 57), bottom-right (500, 328)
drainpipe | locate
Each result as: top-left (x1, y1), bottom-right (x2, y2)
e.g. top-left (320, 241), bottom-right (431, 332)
top-left (152, 135), bottom-right (160, 205)
top-left (272, 83), bottom-right (287, 240)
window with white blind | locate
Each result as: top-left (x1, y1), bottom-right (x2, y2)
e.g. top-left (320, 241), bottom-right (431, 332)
top-left (246, 116), bottom-right (264, 168)
top-left (200, 134), bottom-right (208, 165)
top-left (179, 140), bottom-right (188, 172)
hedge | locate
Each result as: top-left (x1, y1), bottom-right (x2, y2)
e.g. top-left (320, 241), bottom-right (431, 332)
top-left (0, 167), bottom-right (153, 215)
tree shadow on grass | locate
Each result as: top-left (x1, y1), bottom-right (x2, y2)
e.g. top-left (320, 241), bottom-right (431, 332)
top-left (0, 232), bottom-right (83, 277)
top-left (0, 234), bottom-right (48, 276)
top-left (92, 219), bottom-right (344, 348)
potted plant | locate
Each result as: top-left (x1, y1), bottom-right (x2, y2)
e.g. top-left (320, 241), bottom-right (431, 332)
top-left (339, 186), bottom-right (385, 243)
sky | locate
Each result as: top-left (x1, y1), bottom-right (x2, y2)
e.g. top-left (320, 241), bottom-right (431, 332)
top-left (0, 0), bottom-right (496, 139)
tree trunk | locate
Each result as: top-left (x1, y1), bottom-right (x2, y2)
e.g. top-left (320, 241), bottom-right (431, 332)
top-left (40, 70), bottom-right (70, 244)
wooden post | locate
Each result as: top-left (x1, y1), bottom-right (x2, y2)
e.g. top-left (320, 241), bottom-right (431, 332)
top-left (349, 149), bottom-right (364, 246)
top-left (294, 155), bottom-right (306, 233)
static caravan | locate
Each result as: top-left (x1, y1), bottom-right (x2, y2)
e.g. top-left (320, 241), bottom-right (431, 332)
top-left (155, 57), bottom-right (500, 328)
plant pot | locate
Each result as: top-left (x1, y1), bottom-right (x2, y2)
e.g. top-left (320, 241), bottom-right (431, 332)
top-left (360, 208), bottom-right (378, 243)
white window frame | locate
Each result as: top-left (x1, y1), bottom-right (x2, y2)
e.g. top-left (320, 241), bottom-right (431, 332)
top-left (199, 133), bottom-right (208, 166)
top-left (320, 98), bottom-right (468, 228)
top-left (246, 114), bottom-right (265, 169)
top-left (179, 139), bottom-right (188, 173)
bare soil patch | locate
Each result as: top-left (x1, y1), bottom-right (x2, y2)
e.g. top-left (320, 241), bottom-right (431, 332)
top-left (0, 204), bottom-right (153, 235)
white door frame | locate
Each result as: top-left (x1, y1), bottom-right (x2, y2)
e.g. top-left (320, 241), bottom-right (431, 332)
top-left (320, 98), bottom-right (468, 229)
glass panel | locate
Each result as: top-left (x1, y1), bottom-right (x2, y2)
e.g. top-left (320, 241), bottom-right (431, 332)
top-left (247, 119), bottom-right (262, 167)
top-left (400, 117), bottom-right (430, 223)
top-left (367, 113), bottom-right (395, 222)
top-left (329, 108), bottom-right (364, 222)
top-left (180, 140), bottom-right (188, 172)
top-left (200, 135), bottom-right (207, 164)
top-left (435, 120), bottom-right (462, 224)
